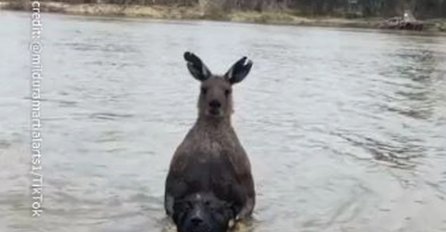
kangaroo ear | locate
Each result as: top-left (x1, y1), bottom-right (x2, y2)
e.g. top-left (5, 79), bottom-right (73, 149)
top-left (184, 52), bottom-right (212, 81)
top-left (225, 57), bottom-right (253, 84)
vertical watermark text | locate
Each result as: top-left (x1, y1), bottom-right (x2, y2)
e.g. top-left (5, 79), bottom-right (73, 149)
top-left (30, 0), bottom-right (43, 218)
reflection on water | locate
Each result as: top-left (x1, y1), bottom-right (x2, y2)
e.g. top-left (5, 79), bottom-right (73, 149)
top-left (1, 11), bottom-right (446, 232)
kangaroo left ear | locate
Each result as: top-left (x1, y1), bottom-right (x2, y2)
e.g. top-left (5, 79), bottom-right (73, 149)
top-left (225, 57), bottom-right (253, 84)
top-left (184, 51), bottom-right (212, 82)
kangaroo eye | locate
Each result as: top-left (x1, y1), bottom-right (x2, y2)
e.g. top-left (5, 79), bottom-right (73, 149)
top-left (224, 89), bottom-right (231, 96)
top-left (201, 87), bottom-right (207, 94)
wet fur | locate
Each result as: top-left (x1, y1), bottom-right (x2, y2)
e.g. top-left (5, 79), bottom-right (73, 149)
top-left (165, 118), bottom-right (255, 217)
top-left (165, 52), bottom-right (255, 230)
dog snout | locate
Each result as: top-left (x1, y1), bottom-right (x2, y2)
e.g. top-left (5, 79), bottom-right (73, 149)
top-left (190, 216), bottom-right (204, 226)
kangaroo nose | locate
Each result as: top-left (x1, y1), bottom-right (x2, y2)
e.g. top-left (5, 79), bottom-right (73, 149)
top-left (209, 100), bottom-right (221, 108)
top-left (190, 216), bottom-right (203, 226)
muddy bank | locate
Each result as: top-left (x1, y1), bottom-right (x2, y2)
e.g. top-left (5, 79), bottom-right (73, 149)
top-left (0, 1), bottom-right (204, 19)
top-left (1, 1), bottom-right (445, 32)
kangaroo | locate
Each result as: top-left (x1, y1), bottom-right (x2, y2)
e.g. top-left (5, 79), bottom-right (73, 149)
top-left (164, 52), bottom-right (255, 232)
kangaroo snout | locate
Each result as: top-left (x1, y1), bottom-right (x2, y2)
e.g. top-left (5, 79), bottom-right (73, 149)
top-left (209, 99), bottom-right (221, 109)
top-left (208, 99), bottom-right (222, 116)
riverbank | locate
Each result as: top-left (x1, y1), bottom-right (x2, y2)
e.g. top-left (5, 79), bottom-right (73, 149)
top-left (1, 1), bottom-right (445, 32)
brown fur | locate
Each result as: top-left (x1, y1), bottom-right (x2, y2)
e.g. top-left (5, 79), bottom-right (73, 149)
top-left (164, 52), bottom-right (255, 222)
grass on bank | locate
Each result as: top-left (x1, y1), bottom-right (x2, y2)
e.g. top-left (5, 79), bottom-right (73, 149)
top-left (1, 1), bottom-right (445, 32)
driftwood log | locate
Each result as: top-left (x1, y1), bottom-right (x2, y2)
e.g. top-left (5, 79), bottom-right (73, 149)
top-left (380, 11), bottom-right (424, 31)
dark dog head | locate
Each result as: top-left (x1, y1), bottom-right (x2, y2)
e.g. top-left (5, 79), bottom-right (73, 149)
top-left (173, 193), bottom-right (235, 232)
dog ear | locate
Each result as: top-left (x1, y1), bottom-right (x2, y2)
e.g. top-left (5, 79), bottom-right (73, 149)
top-left (172, 199), bottom-right (189, 226)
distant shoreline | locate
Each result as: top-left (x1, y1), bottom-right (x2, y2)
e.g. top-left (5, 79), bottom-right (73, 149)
top-left (1, 1), bottom-right (445, 32)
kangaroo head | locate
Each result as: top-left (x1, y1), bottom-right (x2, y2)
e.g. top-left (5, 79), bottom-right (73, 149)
top-left (183, 51), bottom-right (253, 119)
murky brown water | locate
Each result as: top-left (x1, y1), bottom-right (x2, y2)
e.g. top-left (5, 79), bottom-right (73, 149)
top-left (1, 11), bottom-right (446, 232)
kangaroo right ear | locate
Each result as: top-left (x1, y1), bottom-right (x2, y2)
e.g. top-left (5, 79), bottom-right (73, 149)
top-left (184, 52), bottom-right (212, 81)
top-left (225, 56), bottom-right (253, 84)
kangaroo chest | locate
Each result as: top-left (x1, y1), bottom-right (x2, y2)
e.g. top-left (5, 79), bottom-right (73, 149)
top-left (191, 133), bottom-right (236, 159)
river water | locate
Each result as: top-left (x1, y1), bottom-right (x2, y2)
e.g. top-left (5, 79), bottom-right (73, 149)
top-left (1, 11), bottom-right (446, 232)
